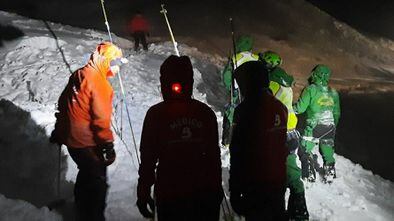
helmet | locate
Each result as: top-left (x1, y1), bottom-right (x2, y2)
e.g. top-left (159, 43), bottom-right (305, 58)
top-left (309, 64), bottom-right (331, 86)
top-left (259, 51), bottom-right (282, 69)
top-left (269, 67), bottom-right (294, 87)
top-left (235, 35), bottom-right (254, 53)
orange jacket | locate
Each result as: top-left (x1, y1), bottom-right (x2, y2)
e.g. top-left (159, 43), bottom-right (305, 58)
top-left (128, 14), bottom-right (150, 33)
top-left (53, 43), bottom-right (122, 148)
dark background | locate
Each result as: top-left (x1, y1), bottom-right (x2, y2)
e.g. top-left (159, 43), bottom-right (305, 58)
top-left (308, 0), bottom-right (394, 40)
top-left (1, 0), bottom-right (394, 40)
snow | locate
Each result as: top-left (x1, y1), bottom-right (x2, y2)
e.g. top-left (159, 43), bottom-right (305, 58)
top-left (0, 10), bottom-right (393, 221)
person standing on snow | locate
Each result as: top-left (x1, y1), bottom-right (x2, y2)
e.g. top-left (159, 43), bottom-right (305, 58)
top-left (50, 42), bottom-right (126, 221)
top-left (266, 65), bottom-right (309, 220)
top-left (136, 55), bottom-right (223, 221)
top-left (293, 64), bottom-right (341, 183)
top-left (229, 61), bottom-right (288, 221)
top-left (221, 35), bottom-right (259, 147)
top-left (128, 10), bottom-right (150, 51)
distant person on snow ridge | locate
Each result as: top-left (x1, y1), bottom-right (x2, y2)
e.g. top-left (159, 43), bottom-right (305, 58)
top-left (137, 55), bottom-right (223, 221)
top-left (128, 10), bottom-right (150, 51)
top-left (229, 61), bottom-right (288, 221)
top-left (221, 35), bottom-right (259, 147)
top-left (260, 52), bottom-right (309, 220)
top-left (50, 42), bottom-right (127, 221)
top-left (293, 64), bottom-right (341, 184)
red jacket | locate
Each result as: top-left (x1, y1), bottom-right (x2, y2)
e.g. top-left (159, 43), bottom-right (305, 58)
top-left (53, 57), bottom-right (115, 148)
top-left (229, 92), bottom-right (288, 194)
top-left (137, 98), bottom-right (222, 203)
top-left (128, 14), bottom-right (150, 33)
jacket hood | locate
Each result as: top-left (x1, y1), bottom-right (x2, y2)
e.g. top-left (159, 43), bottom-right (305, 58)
top-left (234, 61), bottom-right (269, 99)
top-left (89, 42), bottom-right (123, 78)
top-left (269, 67), bottom-right (294, 87)
top-left (160, 55), bottom-right (194, 101)
top-left (235, 35), bottom-right (253, 53)
top-left (309, 64), bottom-right (331, 86)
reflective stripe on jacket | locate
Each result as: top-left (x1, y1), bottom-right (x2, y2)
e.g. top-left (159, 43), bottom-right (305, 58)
top-left (269, 81), bottom-right (298, 130)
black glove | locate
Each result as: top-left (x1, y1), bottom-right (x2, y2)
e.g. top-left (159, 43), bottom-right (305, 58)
top-left (230, 192), bottom-right (245, 216)
top-left (286, 130), bottom-right (301, 153)
top-left (101, 142), bottom-right (116, 166)
top-left (136, 197), bottom-right (155, 218)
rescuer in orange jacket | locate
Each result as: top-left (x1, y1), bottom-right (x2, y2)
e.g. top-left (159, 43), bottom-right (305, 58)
top-left (50, 42), bottom-right (125, 221)
top-left (128, 11), bottom-right (150, 51)
top-left (136, 55), bottom-right (223, 221)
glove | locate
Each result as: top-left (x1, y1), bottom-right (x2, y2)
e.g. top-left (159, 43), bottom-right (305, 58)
top-left (230, 192), bottom-right (245, 216)
top-left (136, 197), bottom-right (155, 218)
top-left (101, 142), bottom-right (116, 166)
top-left (286, 130), bottom-right (301, 153)
top-left (146, 32), bottom-right (150, 37)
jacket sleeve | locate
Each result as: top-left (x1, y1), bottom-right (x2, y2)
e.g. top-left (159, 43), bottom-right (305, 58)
top-left (229, 107), bottom-right (244, 194)
top-left (222, 61), bottom-right (233, 92)
top-left (90, 78), bottom-right (114, 145)
top-left (293, 86), bottom-right (312, 114)
top-left (137, 108), bottom-right (159, 201)
top-left (333, 90), bottom-right (341, 125)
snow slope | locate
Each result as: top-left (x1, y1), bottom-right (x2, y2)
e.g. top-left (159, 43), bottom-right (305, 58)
top-left (0, 11), bottom-right (393, 221)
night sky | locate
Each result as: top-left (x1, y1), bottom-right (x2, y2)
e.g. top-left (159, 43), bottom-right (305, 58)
top-left (1, 0), bottom-right (394, 40)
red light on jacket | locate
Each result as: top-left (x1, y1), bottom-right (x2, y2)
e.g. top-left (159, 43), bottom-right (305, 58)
top-left (171, 83), bottom-right (182, 94)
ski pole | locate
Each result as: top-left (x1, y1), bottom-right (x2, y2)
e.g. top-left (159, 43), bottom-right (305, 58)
top-left (99, 0), bottom-right (141, 164)
top-left (99, 0), bottom-right (113, 42)
top-left (117, 72), bottom-right (141, 164)
top-left (160, 4), bottom-right (180, 56)
top-left (229, 17), bottom-right (242, 104)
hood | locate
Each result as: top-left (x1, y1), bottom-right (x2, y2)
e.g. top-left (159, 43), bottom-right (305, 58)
top-left (234, 61), bottom-right (269, 99)
top-left (235, 35), bottom-right (253, 53)
top-left (160, 55), bottom-right (194, 101)
top-left (309, 64), bottom-right (331, 86)
top-left (88, 42), bottom-right (123, 78)
top-left (269, 67), bottom-right (294, 87)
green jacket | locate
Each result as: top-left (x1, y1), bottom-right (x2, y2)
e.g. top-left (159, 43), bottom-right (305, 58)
top-left (293, 84), bottom-right (340, 126)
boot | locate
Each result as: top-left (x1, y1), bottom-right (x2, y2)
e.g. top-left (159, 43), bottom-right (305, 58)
top-left (323, 163), bottom-right (336, 184)
top-left (288, 192), bottom-right (309, 221)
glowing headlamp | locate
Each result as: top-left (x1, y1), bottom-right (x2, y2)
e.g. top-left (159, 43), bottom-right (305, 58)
top-left (171, 83), bottom-right (182, 94)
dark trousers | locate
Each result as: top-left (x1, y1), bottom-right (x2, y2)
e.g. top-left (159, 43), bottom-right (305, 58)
top-left (243, 191), bottom-right (286, 221)
top-left (68, 147), bottom-right (108, 221)
top-left (133, 31), bottom-right (148, 51)
top-left (157, 198), bottom-right (221, 221)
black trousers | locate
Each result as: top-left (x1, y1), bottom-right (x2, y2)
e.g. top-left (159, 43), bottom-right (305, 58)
top-left (243, 191), bottom-right (286, 221)
top-left (133, 31), bottom-right (148, 51)
top-left (157, 197), bottom-right (221, 221)
top-left (68, 147), bottom-right (108, 221)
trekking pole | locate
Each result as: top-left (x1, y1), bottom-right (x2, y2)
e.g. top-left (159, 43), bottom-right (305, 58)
top-left (99, 0), bottom-right (141, 164)
top-left (118, 74), bottom-right (141, 164)
top-left (160, 4), bottom-right (180, 56)
top-left (229, 17), bottom-right (242, 103)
